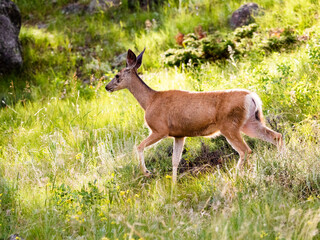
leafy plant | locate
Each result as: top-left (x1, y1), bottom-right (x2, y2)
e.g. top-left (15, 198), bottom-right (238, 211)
top-left (234, 23), bottom-right (259, 39)
top-left (163, 24), bottom-right (300, 67)
top-left (263, 27), bottom-right (298, 52)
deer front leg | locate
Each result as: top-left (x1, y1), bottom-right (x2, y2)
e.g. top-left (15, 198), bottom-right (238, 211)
top-left (222, 130), bottom-right (252, 169)
top-left (137, 132), bottom-right (166, 176)
top-left (172, 137), bottom-right (185, 184)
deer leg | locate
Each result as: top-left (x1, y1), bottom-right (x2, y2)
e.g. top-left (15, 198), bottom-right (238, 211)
top-left (221, 130), bottom-right (252, 169)
top-left (137, 132), bottom-right (166, 176)
top-left (242, 120), bottom-right (283, 151)
top-left (172, 137), bottom-right (185, 184)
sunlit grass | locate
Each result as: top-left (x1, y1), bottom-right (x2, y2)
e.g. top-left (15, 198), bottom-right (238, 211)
top-left (1, 55), bottom-right (319, 238)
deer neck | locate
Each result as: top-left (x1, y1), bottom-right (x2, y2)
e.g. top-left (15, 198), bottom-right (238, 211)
top-left (128, 72), bottom-right (156, 111)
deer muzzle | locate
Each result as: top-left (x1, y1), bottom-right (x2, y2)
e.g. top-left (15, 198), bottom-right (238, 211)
top-left (105, 85), bottom-right (114, 92)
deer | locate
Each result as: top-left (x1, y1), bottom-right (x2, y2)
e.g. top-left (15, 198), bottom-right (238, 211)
top-left (105, 48), bottom-right (283, 183)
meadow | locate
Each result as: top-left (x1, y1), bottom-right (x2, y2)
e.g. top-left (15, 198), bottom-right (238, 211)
top-left (0, 0), bottom-right (320, 239)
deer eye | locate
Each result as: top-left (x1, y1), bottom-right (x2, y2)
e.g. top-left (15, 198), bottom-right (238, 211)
top-left (115, 75), bottom-right (121, 83)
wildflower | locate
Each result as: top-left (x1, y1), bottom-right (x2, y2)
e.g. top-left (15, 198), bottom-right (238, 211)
top-left (260, 230), bottom-right (268, 238)
top-left (165, 175), bottom-right (172, 179)
top-left (120, 191), bottom-right (125, 196)
top-left (101, 237), bottom-right (110, 240)
top-left (89, 85), bottom-right (94, 89)
top-left (76, 153), bottom-right (82, 160)
top-left (134, 194), bottom-right (140, 198)
top-left (307, 195), bottom-right (314, 202)
top-left (99, 142), bottom-right (104, 146)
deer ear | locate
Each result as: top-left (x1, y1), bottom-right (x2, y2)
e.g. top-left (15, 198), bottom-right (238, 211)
top-left (134, 48), bottom-right (146, 70)
top-left (126, 49), bottom-right (136, 68)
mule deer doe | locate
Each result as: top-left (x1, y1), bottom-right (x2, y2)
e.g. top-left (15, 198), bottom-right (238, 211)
top-left (105, 49), bottom-right (283, 183)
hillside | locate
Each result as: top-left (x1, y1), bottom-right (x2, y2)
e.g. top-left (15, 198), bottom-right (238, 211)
top-left (0, 0), bottom-right (320, 239)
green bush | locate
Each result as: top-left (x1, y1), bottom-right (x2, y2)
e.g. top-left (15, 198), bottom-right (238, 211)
top-left (163, 24), bottom-right (301, 67)
top-left (163, 47), bottom-right (203, 66)
top-left (163, 31), bottom-right (238, 66)
top-left (234, 23), bottom-right (259, 39)
top-left (263, 27), bottom-right (298, 52)
top-left (201, 37), bottom-right (237, 61)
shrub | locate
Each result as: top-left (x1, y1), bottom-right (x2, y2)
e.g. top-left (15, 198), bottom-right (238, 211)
top-left (263, 27), bottom-right (298, 52)
top-left (163, 31), bottom-right (238, 66)
top-left (163, 47), bottom-right (203, 67)
top-left (201, 37), bottom-right (238, 61)
top-left (234, 23), bottom-right (259, 39)
top-left (163, 24), bottom-right (301, 67)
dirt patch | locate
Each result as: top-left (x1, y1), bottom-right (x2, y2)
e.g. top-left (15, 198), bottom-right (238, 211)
top-left (148, 137), bottom-right (238, 175)
top-left (178, 142), bottom-right (235, 175)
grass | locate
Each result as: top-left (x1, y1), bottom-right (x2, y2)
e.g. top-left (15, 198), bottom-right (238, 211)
top-left (0, 0), bottom-right (320, 239)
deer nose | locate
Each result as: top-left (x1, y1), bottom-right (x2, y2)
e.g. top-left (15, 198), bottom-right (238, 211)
top-left (105, 85), bottom-right (113, 92)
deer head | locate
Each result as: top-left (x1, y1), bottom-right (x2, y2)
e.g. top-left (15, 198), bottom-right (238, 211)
top-left (105, 48), bottom-right (145, 92)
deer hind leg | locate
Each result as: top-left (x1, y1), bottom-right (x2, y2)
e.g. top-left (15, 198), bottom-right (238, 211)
top-left (172, 137), bottom-right (185, 184)
top-left (137, 132), bottom-right (166, 176)
top-left (221, 130), bottom-right (252, 169)
top-left (241, 120), bottom-right (283, 151)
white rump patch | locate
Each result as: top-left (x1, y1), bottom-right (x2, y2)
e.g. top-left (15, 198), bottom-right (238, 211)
top-left (244, 92), bottom-right (262, 122)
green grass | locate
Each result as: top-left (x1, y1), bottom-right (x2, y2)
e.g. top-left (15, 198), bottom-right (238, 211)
top-left (0, 0), bottom-right (320, 239)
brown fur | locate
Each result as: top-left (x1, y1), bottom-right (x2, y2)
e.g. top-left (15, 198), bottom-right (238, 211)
top-left (106, 49), bottom-right (283, 183)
